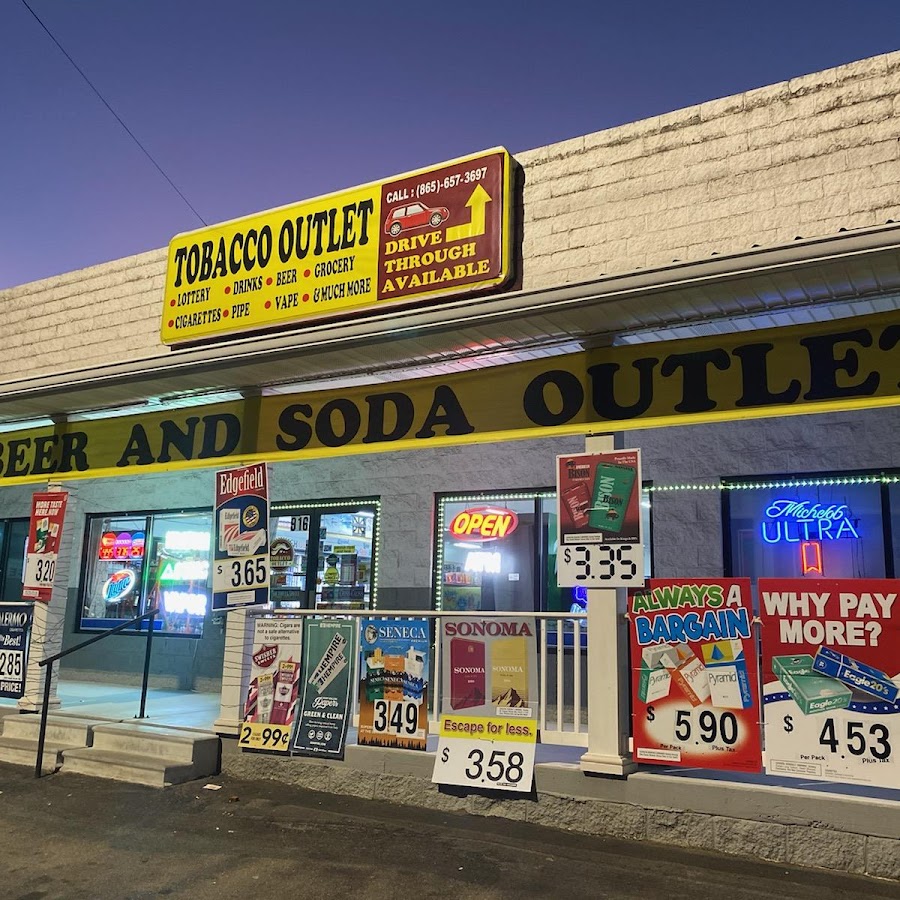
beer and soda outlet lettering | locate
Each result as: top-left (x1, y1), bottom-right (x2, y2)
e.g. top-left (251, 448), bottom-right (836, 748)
top-left (161, 148), bottom-right (513, 344)
top-left (0, 313), bottom-right (897, 485)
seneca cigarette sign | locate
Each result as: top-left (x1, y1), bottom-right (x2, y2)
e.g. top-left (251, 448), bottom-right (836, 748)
top-left (161, 148), bottom-right (513, 344)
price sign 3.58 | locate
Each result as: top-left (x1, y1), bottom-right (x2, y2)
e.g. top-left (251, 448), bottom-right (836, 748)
top-left (432, 714), bottom-right (537, 792)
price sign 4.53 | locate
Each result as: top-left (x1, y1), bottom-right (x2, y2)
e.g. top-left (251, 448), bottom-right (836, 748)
top-left (765, 700), bottom-right (897, 787)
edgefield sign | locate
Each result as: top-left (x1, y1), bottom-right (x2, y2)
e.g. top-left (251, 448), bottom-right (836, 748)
top-left (161, 148), bottom-right (514, 344)
top-left (0, 313), bottom-right (896, 484)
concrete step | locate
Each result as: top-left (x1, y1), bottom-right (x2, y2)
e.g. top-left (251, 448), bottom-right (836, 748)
top-left (89, 723), bottom-right (220, 767)
top-left (60, 722), bottom-right (221, 787)
top-left (0, 736), bottom-right (70, 774)
top-left (60, 747), bottom-right (201, 788)
top-left (0, 713), bottom-right (103, 747)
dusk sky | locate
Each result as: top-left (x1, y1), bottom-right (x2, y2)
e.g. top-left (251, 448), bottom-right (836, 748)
top-left (1, 0), bottom-right (898, 289)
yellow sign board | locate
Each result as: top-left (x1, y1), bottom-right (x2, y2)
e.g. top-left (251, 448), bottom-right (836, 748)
top-left (0, 312), bottom-right (896, 485)
top-left (161, 148), bottom-right (514, 344)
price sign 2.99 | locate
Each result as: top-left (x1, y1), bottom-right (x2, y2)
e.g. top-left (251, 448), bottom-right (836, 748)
top-left (238, 721), bottom-right (291, 752)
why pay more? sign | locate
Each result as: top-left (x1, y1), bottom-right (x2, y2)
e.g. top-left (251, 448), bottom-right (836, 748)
top-left (760, 578), bottom-right (900, 789)
top-left (161, 149), bottom-right (513, 344)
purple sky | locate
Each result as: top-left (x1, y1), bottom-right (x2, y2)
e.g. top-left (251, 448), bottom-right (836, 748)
top-left (1, 0), bottom-right (898, 289)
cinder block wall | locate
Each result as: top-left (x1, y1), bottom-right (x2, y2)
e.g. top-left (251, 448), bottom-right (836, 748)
top-left (0, 52), bottom-right (897, 382)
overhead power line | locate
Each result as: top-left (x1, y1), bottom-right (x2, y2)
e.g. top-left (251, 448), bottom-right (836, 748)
top-left (20, 0), bottom-right (207, 226)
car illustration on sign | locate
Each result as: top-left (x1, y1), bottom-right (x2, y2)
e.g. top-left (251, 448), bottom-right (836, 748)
top-left (383, 201), bottom-right (450, 236)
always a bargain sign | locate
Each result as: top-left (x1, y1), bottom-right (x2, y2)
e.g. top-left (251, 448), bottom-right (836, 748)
top-left (161, 148), bottom-right (514, 344)
top-left (0, 312), bottom-right (896, 485)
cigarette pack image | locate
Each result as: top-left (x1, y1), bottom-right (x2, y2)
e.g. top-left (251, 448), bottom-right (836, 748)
top-left (402, 647), bottom-right (426, 705)
top-left (588, 463), bottom-right (636, 533)
top-left (772, 654), bottom-right (852, 715)
top-left (701, 639), bottom-right (753, 710)
top-left (638, 644), bottom-right (675, 703)
top-left (450, 637), bottom-right (486, 710)
top-left (639, 664), bottom-right (672, 704)
top-left (490, 636), bottom-right (529, 709)
top-left (561, 482), bottom-right (591, 528)
top-left (662, 642), bottom-right (710, 707)
top-left (812, 646), bottom-right (900, 704)
top-left (364, 648), bottom-right (385, 702)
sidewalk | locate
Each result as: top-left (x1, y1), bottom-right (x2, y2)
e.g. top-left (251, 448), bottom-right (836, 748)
top-left (0, 761), bottom-right (898, 900)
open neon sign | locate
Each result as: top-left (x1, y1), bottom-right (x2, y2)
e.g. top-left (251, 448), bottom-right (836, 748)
top-left (760, 498), bottom-right (860, 544)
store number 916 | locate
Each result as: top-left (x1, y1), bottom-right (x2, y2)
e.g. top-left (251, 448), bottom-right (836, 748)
top-left (559, 544), bottom-right (642, 586)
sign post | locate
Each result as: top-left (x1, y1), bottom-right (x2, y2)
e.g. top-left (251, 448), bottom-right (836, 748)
top-left (564, 436), bottom-right (644, 775)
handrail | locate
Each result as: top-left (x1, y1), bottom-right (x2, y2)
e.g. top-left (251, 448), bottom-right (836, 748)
top-left (34, 608), bottom-right (157, 778)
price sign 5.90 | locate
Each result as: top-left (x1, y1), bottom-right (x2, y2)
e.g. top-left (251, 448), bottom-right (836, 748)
top-left (557, 543), bottom-right (643, 588)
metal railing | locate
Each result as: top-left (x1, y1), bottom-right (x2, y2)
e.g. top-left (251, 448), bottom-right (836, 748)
top-left (268, 608), bottom-right (589, 747)
top-left (34, 609), bottom-right (157, 778)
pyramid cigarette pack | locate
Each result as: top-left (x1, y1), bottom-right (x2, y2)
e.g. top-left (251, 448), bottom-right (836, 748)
top-left (701, 639), bottom-right (753, 710)
top-left (662, 642), bottom-right (710, 707)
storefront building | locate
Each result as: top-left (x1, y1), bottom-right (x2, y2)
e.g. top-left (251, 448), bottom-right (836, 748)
top-left (0, 51), bottom-right (897, 724)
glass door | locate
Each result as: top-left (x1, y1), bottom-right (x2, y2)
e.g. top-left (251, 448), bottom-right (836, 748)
top-left (270, 500), bottom-right (380, 610)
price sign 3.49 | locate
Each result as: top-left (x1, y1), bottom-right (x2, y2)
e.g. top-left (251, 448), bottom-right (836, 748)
top-left (372, 699), bottom-right (424, 740)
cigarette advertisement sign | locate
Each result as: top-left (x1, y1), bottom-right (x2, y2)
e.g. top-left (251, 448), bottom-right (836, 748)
top-left (557, 451), bottom-right (644, 589)
top-left (0, 604), bottom-right (32, 699)
top-left (22, 490), bottom-right (69, 602)
top-left (358, 617), bottom-right (430, 751)
top-left (240, 616), bottom-right (303, 752)
top-left (760, 578), bottom-right (900, 788)
top-left (433, 617), bottom-right (538, 792)
top-left (161, 148), bottom-right (513, 344)
top-left (293, 618), bottom-right (355, 759)
top-left (629, 579), bottom-right (762, 773)
top-left (212, 463), bottom-right (270, 610)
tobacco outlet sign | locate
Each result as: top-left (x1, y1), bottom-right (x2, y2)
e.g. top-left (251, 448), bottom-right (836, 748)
top-left (161, 148), bottom-right (514, 344)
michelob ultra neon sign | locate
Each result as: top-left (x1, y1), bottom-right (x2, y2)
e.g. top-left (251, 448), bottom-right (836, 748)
top-left (760, 499), bottom-right (860, 544)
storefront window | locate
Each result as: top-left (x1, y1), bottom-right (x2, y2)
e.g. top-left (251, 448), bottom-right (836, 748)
top-left (724, 475), bottom-right (888, 584)
top-left (0, 518), bottom-right (29, 603)
top-left (435, 488), bottom-right (653, 614)
top-left (270, 499), bottom-right (379, 610)
top-left (887, 480), bottom-right (900, 578)
top-left (79, 509), bottom-right (213, 635)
